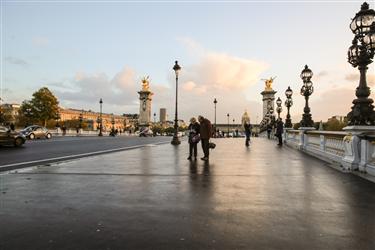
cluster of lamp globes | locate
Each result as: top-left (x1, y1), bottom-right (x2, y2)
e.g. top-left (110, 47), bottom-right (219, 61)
top-left (348, 2), bottom-right (375, 67)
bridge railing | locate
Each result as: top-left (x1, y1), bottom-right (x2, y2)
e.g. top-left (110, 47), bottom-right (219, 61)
top-left (282, 129), bottom-right (375, 179)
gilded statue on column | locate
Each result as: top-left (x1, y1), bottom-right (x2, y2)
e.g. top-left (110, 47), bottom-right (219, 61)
top-left (261, 76), bottom-right (276, 91)
top-left (141, 76), bottom-right (150, 91)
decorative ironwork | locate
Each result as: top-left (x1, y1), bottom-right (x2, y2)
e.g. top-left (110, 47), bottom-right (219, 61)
top-left (300, 65), bottom-right (315, 127)
top-left (347, 2), bottom-right (375, 125)
top-left (284, 86), bottom-right (293, 128)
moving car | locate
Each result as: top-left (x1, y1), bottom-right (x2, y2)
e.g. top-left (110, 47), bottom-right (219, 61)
top-left (21, 125), bottom-right (52, 140)
top-left (0, 125), bottom-right (26, 147)
top-left (139, 127), bottom-right (153, 137)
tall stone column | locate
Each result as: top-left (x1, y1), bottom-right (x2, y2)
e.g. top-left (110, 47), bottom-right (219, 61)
top-left (261, 90), bottom-right (277, 119)
top-left (138, 77), bottom-right (153, 128)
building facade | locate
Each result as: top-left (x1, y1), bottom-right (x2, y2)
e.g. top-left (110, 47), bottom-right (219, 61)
top-left (59, 108), bottom-right (136, 131)
top-left (0, 103), bottom-right (20, 124)
top-left (159, 108), bottom-right (167, 123)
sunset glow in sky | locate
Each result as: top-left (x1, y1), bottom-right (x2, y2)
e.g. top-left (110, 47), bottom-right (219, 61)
top-left (1, 0), bottom-right (374, 123)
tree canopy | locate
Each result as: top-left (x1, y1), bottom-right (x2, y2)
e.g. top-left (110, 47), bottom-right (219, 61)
top-left (19, 87), bottom-right (59, 126)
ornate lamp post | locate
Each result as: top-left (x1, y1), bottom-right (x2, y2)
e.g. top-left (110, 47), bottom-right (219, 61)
top-left (300, 65), bottom-right (315, 128)
top-left (214, 98), bottom-right (217, 137)
top-left (227, 113), bottom-right (230, 137)
top-left (99, 98), bottom-right (103, 136)
top-left (284, 86), bottom-right (293, 128)
top-left (171, 61), bottom-right (181, 145)
top-left (347, 2), bottom-right (375, 125)
top-left (276, 97), bottom-right (282, 119)
top-left (153, 112), bottom-right (156, 123)
top-left (25, 108), bottom-right (33, 127)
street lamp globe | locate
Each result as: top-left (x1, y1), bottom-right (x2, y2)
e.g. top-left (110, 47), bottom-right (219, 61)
top-left (285, 86), bottom-right (293, 98)
top-left (350, 2), bottom-right (375, 37)
top-left (285, 98), bottom-right (293, 107)
top-left (269, 107), bottom-right (274, 114)
top-left (300, 65), bottom-right (313, 82)
top-left (173, 61), bottom-right (181, 77)
top-left (348, 39), bottom-right (360, 66)
top-left (364, 23), bottom-right (375, 50)
top-left (276, 97), bottom-right (282, 107)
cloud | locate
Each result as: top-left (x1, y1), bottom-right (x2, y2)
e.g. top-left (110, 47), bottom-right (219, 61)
top-left (51, 67), bottom-right (140, 112)
top-left (4, 56), bottom-right (29, 67)
top-left (310, 87), bottom-right (373, 121)
top-left (317, 71), bottom-right (328, 77)
top-left (345, 73), bottom-right (375, 87)
top-left (181, 52), bottom-right (268, 92)
top-left (345, 73), bottom-right (359, 82)
top-left (32, 37), bottom-right (50, 47)
top-left (170, 39), bottom-right (267, 122)
top-left (49, 39), bottom-right (267, 123)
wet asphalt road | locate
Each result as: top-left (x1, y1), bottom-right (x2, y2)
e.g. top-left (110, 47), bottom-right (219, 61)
top-left (1, 138), bottom-right (375, 249)
top-left (0, 136), bottom-right (172, 171)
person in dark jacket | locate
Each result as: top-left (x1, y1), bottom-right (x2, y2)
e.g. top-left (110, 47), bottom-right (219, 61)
top-left (187, 117), bottom-right (200, 160)
top-left (244, 121), bottom-right (252, 147)
top-left (198, 115), bottom-right (212, 161)
top-left (276, 118), bottom-right (284, 146)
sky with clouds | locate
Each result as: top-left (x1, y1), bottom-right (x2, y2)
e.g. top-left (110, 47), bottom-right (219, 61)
top-left (1, 0), bottom-right (374, 123)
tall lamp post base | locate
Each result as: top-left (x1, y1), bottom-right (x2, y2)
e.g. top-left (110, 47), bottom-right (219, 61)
top-left (171, 136), bottom-right (181, 145)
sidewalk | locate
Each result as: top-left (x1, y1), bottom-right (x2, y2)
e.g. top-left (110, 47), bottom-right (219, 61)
top-left (1, 138), bottom-right (375, 249)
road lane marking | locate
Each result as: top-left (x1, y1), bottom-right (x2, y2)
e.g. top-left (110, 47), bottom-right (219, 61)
top-left (0, 140), bottom-right (170, 172)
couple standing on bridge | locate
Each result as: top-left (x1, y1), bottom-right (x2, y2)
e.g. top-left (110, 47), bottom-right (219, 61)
top-left (187, 115), bottom-right (213, 161)
top-left (188, 115), bottom-right (254, 161)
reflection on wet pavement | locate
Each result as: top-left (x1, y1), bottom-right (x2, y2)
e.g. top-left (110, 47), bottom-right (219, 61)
top-left (1, 138), bottom-right (375, 250)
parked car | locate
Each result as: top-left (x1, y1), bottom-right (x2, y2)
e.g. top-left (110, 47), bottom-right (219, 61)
top-left (0, 125), bottom-right (26, 147)
top-left (139, 127), bottom-right (153, 137)
top-left (21, 125), bottom-right (52, 140)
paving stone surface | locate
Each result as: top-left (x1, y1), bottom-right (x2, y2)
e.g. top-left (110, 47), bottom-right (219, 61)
top-left (1, 138), bottom-right (375, 250)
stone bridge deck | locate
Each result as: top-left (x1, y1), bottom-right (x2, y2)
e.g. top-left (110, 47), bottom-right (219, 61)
top-left (1, 138), bottom-right (375, 249)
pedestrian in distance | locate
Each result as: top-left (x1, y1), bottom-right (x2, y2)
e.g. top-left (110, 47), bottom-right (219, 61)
top-left (62, 124), bottom-right (67, 136)
top-left (267, 124), bottom-right (272, 139)
top-left (276, 118), bottom-right (284, 146)
top-left (187, 117), bottom-right (200, 160)
top-left (244, 121), bottom-right (252, 147)
top-left (198, 115), bottom-right (212, 161)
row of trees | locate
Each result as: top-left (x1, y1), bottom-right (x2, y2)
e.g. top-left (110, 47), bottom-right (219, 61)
top-left (152, 124), bottom-right (187, 135)
top-left (293, 117), bottom-right (348, 131)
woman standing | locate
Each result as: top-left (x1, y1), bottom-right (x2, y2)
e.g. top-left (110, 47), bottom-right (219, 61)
top-left (244, 121), bottom-right (252, 147)
top-left (188, 117), bottom-right (200, 160)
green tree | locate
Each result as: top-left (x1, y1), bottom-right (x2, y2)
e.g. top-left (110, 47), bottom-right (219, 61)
top-left (293, 122), bottom-right (300, 130)
top-left (325, 117), bottom-right (347, 131)
top-left (21, 87), bottom-right (59, 127)
top-left (18, 100), bottom-right (35, 127)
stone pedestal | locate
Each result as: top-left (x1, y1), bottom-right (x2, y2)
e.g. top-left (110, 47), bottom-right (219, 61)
top-left (342, 126), bottom-right (375, 171)
top-left (261, 90), bottom-right (277, 119)
top-left (138, 90), bottom-right (153, 128)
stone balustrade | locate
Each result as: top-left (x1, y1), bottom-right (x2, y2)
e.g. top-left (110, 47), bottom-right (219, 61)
top-left (280, 129), bottom-right (375, 179)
